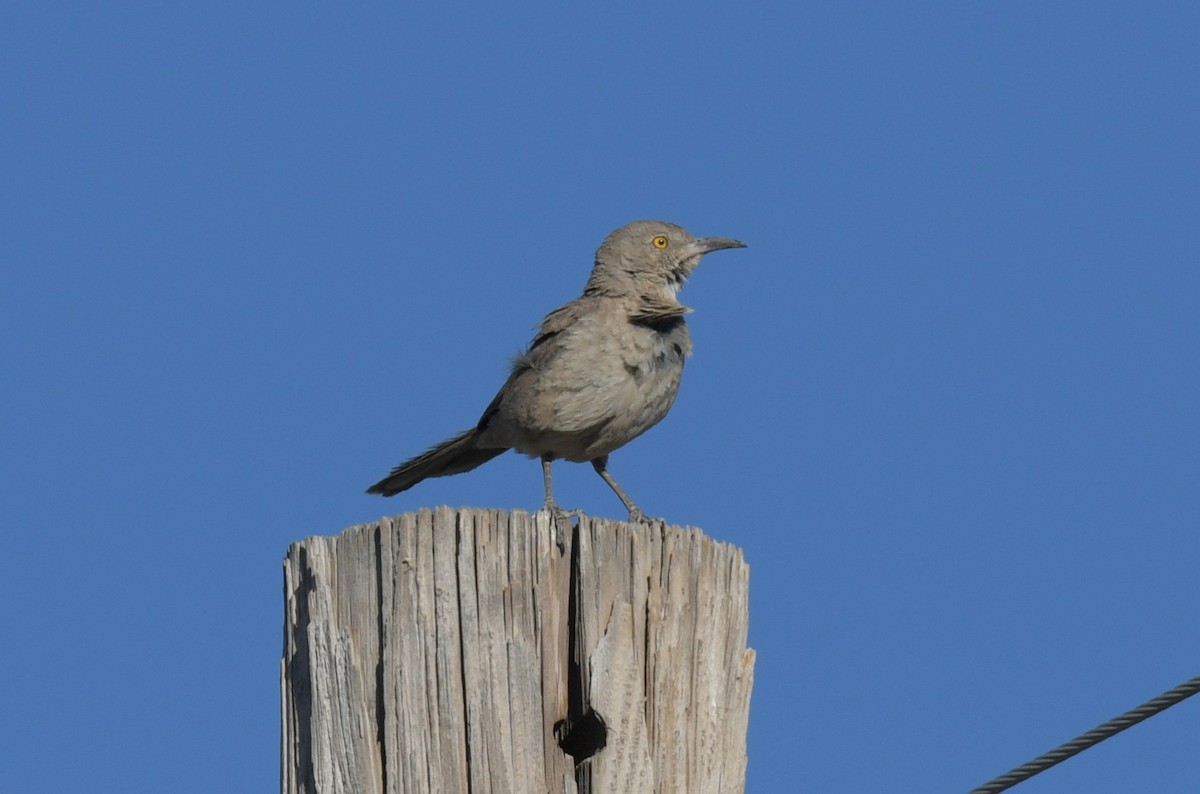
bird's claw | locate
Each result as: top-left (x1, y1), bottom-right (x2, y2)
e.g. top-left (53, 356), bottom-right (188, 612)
top-left (542, 502), bottom-right (584, 520)
top-left (626, 508), bottom-right (662, 524)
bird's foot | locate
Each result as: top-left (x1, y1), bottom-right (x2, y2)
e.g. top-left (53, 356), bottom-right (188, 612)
top-left (541, 501), bottom-right (585, 520)
top-left (626, 507), bottom-right (662, 524)
top-left (540, 502), bottom-right (584, 550)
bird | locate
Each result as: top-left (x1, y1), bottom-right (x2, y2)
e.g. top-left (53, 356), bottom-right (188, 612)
top-left (367, 220), bottom-right (746, 521)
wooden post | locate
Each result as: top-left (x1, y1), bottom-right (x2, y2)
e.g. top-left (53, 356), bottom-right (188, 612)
top-left (281, 507), bottom-right (755, 793)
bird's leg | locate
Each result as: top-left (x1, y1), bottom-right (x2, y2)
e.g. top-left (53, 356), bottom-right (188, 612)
top-left (591, 455), bottom-right (650, 523)
top-left (541, 456), bottom-right (558, 513)
top-left (542, 455), bottom-right (588, 525)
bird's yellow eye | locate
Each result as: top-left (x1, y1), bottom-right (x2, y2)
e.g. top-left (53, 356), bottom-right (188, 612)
top-left (652, 235), bottom-right (669, 249)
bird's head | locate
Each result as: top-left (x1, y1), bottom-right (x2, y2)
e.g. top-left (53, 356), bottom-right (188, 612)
top-left (587, 220), bottom-right (746, 300)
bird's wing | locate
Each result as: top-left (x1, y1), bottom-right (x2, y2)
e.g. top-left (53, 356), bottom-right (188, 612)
top-left (477, 299), bottom-right (590, 432)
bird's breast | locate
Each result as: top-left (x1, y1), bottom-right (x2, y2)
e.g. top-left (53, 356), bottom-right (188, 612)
top-left (490, 310), bottom-right (692, 461)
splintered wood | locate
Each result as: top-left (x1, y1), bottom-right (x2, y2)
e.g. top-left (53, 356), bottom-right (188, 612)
top-left (282, 508), bottom-right (754, 794)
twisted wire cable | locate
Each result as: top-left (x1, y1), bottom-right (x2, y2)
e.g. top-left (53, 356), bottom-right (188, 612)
top-left (969, 673), bottom-right (1200, 794)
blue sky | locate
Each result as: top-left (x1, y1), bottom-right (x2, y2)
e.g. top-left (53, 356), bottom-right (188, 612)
top-left (3, 3), bottom-right (1198, 792)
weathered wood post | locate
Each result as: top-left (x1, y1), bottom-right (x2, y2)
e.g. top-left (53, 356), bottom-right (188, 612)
top-left (282, 507), bottom-right (754, 793)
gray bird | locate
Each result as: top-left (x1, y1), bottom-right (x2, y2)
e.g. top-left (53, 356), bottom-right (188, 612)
top-left (367, 220), bottom-right (746, 521)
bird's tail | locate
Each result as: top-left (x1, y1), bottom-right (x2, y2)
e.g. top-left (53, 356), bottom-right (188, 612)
top-left (366, 428), bottom-right (507, 496)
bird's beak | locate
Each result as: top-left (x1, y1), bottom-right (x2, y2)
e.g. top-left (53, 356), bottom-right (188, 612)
top-left (694, 236), bottom-right (747, 254)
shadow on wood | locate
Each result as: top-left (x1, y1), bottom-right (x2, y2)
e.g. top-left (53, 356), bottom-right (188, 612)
top-left (282, 507), bottom-right (754, 794)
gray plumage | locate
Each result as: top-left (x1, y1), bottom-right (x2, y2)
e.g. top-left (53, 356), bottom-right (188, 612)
top-left (367, 219), bottom-right (745, 521)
